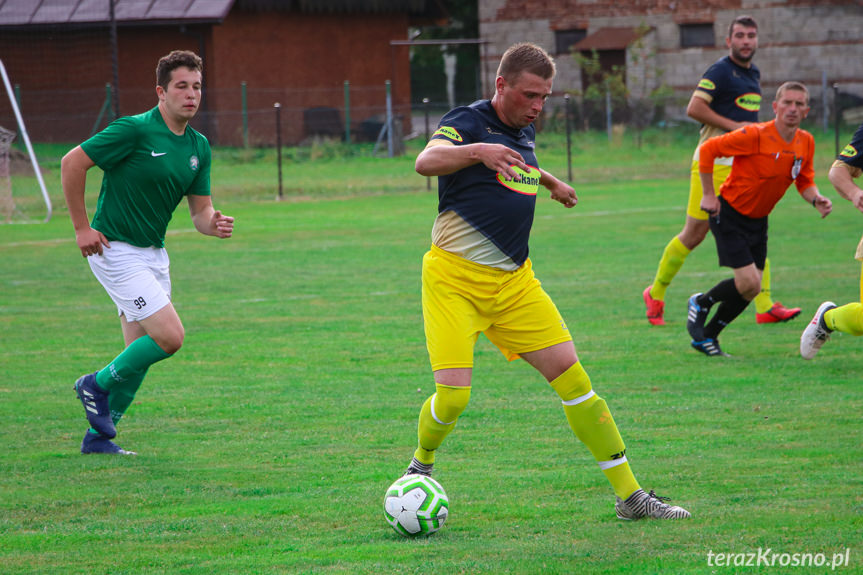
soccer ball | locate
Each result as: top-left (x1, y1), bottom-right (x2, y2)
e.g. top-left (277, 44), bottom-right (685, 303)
top-left (384, 474), bottom-right (449, 537)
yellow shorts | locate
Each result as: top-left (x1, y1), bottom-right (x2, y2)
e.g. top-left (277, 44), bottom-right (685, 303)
top-left (687, 161), bottom-right (732, 220)
top-left (422, 245), bottom-right (572, 371)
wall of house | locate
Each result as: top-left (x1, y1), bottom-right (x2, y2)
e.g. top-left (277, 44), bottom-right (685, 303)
top-left (0, 25), bottom-right (204, 143)
top-left (479, 0), bottom-right (863, 126)
top-left (207, 9), bottom-right (412, 146)
top-left (0, 10), bottom-right (412, 146)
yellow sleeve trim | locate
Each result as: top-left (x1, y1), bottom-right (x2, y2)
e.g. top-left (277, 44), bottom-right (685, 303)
top-left (432, 126), bottom-right (463, 142)
top-left (831, 159), bottom-right (863, 179)
top-left (692, 89), bottom-right (713, 104)
top-left (425, 138), bottom-right (455, 149)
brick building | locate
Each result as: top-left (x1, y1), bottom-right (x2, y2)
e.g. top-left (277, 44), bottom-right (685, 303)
top-left (479, 0), bottom-right (863, 124)
top-left (0, 0), bottom-right (444, 145)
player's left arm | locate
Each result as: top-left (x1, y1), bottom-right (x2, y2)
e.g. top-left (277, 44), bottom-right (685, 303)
top-left (188, 194), bottom-right (234, 238)
top-left (539, 168), bottom-right (577, 208)
top-left (799, 185), bottom-right (832, 218)
top-left (798, 139), bottom-right (831, 218)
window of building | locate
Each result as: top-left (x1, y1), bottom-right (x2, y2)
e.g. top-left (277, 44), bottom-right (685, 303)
top-left (680, 23), bottom-right (715, 48)
top-left (555, 29), bottom-right (587, 55)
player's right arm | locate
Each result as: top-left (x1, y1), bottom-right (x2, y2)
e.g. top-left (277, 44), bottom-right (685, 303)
top-left (698, 169), bottom-right (719, 216)
top-left (829, 161), bottom-right (863, 214)
top-left (61, 145), bottom-right (110, 257)
top-left (415, 139), bottom-right (528, 181)
top-left (687, 92), bottom-right (750, 132)
top-left (698, 127), bottom-right (758, 215)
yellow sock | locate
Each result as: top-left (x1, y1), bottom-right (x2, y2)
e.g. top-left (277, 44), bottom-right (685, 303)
top-left (651, 236), bottom-right (691, 300)
top-left (603, 461), bottom-right (641, 501)
top-left (825, 303), bottom-right (863, 336)
top-left (550, 363), bottom-right (641, 500)
top-left (753, 257), bottom-right (774, 314)
top-left (413, 383), bottom-right (471, 465)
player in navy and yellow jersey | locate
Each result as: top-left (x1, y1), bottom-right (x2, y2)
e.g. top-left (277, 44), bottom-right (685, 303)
top-left (400, 42), bottom-right (690, 520)
top-left (62, 50), bottom-right (234, 455)
top-left (687, 82), bottom-right (831, 356)
top-left (801, 122), bottom-right (863, 358)
top-left (644, 16), bottom-right (802, 326)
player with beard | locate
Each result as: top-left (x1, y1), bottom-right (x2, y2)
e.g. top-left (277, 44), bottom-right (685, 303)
top-left (687, 82), bottom-right (831, 356)
top-left (643, 16), bottom-right (801, 326)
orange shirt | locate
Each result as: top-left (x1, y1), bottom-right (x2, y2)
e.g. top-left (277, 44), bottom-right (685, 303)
top-left (699, 120), bottom-right (816, 218)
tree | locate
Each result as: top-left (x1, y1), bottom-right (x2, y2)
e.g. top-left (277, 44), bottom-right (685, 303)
top-left (409, 0), bottom-right (480, 106)
top-left (572, 23), bottom-right (673, 144)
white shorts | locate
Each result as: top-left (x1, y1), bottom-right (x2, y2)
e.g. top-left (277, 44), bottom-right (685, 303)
top-left (87, 241), bottom-right (172, 321)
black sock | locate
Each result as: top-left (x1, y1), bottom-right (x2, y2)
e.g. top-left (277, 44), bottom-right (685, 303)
top-left (698, 278), bottom-right (739, 309)
top-left (704, 287), bottom-right (750, 339)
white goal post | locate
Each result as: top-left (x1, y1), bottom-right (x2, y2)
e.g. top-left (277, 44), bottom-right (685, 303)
top-left (0, 58), bottom-right (51, 223)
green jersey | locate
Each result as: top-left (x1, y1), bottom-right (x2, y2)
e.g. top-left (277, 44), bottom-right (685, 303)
top-left (82, 106), bottom-right (211, 248)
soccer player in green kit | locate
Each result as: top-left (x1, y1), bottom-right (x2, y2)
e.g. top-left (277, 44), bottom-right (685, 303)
top-left (62, 50), bottom-right (234, 455)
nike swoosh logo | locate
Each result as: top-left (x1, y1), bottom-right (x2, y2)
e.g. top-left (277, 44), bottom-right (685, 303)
top-left (151, 151), bottom-right (167, 157)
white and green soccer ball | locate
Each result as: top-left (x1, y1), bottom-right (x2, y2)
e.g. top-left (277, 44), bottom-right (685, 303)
top-left (384, 474), bottom-right (449, 537)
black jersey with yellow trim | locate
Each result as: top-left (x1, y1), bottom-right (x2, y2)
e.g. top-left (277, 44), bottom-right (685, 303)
top-left (695, 55), bottom-right (761, 124)
top-left (838, 122), bottom-right (863, 170)
top-left (430, 100), bottom-right (540, 267)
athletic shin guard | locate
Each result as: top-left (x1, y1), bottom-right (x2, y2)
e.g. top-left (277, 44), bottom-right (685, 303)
top-left (753, 258), bottom-right (774, 314)
top-left (652, 236), bottom-right (691, 300)
top-left (413, 383), bottom-right (471, 465)
top-left (550, 363), bottom-right (640, 499)
top-left (108, 372), bottom-right (146, 425)
top-left (96, 335), bottom-right (171, 392)
top-left (825, 303), bottom-right (863, 336)
top-left (704, 284), bottom-right (750, 339)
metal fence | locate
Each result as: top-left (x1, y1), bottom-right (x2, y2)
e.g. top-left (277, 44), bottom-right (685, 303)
top-left (3, 81), bottom-right (863, 151)
top-left (0, 82), bottom-right (407, 149)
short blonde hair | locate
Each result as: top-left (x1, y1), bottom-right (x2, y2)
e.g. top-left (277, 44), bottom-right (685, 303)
top-left (775, 81), bottom-right (809, 104)
top-left (496, 42), bottom-right (556, 82)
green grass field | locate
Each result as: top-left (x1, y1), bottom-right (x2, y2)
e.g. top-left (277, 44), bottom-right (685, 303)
top-left (2, 129), bottom-right (861, 573)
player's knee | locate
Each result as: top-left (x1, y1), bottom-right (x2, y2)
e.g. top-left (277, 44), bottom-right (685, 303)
top-left (737, 279), bottom-right (760, 301)
top-left (549, 362), bottom-right (592, 402)
top-left (154, 327), bottom-right (184, 355)
top-left (679, 222), bottom-right (709, 249)
top-left (742, 288), bottom-right (759, 301)
top-left (432, 384), bottom-right (471, 425)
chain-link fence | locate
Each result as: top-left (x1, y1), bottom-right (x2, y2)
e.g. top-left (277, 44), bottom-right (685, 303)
top-left (0, 82), bottom-right (415, 148)
top-left (4, 81), bottom-right (863, 152)
top-left (539, 85), bottom-right (863, 138)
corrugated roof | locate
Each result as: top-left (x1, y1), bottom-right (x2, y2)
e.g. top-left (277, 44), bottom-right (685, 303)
top-left (0, 0), bottom-right (440, 27)
top-left (0, 0), bottom-right (236, 26)
top-left (573, 27), bottom-right (645, 52)
top-left (235, 0), bottom-right (438, 16)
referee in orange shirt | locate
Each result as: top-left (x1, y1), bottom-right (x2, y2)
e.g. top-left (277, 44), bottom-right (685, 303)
top-left (686, 82), bottom-right (833, 356)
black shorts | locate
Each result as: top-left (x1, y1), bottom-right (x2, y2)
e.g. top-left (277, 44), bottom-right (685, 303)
top-left (709, 196), bottom-right (767, 270)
